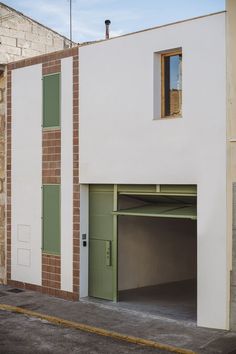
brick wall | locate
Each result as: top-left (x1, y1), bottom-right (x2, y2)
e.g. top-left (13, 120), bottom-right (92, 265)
top-left (41, 54), bottom-right (62, 297)
top-left (7, 47), bottom-right (79, 300)
top-left (42, 60), bottom-right (61, 76)
top-left (42, 130), bottom-right (61, 184)
top-left (0, 74), bottom-right (5, 281)
top-left (42, 254), bottom-right (61, 292)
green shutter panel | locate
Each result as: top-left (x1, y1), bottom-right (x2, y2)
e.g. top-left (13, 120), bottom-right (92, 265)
top-left (42, 185), bottom-right (60, 254)
top-left (43, 73), bottom-right (60, 128)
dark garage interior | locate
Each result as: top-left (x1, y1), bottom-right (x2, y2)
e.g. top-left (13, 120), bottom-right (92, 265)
top-left (117, 195), bottom-right (197, 322)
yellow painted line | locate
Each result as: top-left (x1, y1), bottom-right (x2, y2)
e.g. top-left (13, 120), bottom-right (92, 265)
top-left (0, 304), bottom-right (197, 354)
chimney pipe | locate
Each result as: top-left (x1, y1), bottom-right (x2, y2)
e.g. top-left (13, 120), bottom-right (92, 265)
top-left (105, 19), bottom-right (111, 39)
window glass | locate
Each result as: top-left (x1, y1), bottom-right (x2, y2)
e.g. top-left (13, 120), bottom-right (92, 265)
top-left (163, 53), bottom-right (182, 117)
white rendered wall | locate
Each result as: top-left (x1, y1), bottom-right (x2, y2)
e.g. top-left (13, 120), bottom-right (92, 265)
top-left (79, 13), bottom-right (228, 329)
top-left (11, 64), bottom-right (42, 285)
top-left (61, 57), bottom-right (73, 292)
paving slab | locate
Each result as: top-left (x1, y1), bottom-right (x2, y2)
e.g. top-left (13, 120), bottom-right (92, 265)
top-left (0, 285), bottom-right (236, 353)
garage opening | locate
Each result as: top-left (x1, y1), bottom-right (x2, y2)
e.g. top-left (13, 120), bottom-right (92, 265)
top-left (115, 191), bottom-right (197, 322)
top-left (88, 184), bottom-right (197, 323)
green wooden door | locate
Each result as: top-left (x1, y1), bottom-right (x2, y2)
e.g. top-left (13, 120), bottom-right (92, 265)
top-left (89, 185), bottom-right (115, 300)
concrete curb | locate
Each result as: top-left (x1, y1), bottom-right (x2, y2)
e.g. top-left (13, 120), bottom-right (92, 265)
top-left (0, 304), bottom-right (197, 354)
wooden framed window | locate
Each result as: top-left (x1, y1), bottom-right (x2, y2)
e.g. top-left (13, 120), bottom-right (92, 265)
top-left (161, 51), bottom-right (182, 118)
top-left (43, 73), bottom-right (60, 128)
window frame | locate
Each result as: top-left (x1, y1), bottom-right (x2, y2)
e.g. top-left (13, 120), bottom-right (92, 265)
top-left (161, 50), bottom-right (182, 119)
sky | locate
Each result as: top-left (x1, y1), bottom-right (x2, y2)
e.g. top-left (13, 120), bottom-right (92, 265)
top-left (3, 0), bottom-right (225, 43)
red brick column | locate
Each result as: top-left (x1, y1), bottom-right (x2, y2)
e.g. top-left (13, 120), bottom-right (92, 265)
top-left (42, 254), bottom-right (60, 291)
top-left (41, 57), bottom-right (62, 295)
top-left (42, 129), bottom-right (61, 184)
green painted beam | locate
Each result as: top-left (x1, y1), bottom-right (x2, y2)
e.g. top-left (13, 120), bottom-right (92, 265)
top-left (117, 184), bottom-right (197, 195)
top-left (119, 192), bottom-right (197, 197)
top-left (160, 184), bottom-right (197, 194)
top-left (117, 185), bottom-right (156, 193)
top-left (112, 204), bottom-right (197, 220)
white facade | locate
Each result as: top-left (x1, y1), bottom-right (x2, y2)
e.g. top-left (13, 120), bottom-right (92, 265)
top-left (79, 13), bottom-right (229, 329)
top-left (10, 57), bottom-right (75, 291)
top-left (11, 64), bottom-right (42, 285)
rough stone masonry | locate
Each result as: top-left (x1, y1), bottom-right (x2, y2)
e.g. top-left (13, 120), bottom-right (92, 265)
top-left (0, 72), bottom-right (5, 281)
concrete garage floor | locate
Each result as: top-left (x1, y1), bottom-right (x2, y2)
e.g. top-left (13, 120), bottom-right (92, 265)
top-left (1, 285), bottom-right (236, 353)
top-left (118, 279), bottom-right (197, 322)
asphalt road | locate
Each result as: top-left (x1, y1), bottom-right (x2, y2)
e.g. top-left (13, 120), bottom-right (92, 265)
top-left (0, 310), bottom-right (172, 354)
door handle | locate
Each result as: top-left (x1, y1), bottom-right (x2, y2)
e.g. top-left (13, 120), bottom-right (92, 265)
top-left (105, 241), bottom-right (112, 266)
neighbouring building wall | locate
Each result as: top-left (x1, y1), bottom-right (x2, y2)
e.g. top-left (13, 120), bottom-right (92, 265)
top-left (0, 3), bottom-right (71, 64)
top-left (0, 72), bottom-right (5, 281)
top-left (7, 47), bottom-right (79, 299)
top-left (227, 0), bottom-right (236, 154)
top-left (80, 13), bottom-right (228, 329)
top-left (231, 183), bottom-right (236, 329)
top-left (227, 0), bottom-right (236, 328)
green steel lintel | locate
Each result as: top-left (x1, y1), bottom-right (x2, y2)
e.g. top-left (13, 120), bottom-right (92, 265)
top-left (118, 192), bottom-right (197, 197)
top-left (112, 204), bottom-right (197, 220)
top-left (118, 184), bottom-right (197, 195)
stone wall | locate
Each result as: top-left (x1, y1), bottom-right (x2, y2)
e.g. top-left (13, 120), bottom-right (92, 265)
top-left (0, 73), bottom-right (5, 282)
top-left (0, 4), bottom-right (71, 64)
